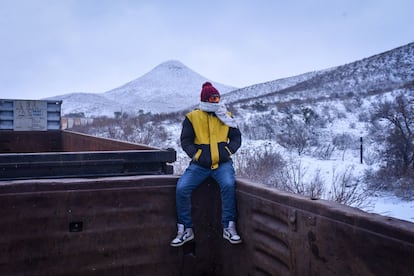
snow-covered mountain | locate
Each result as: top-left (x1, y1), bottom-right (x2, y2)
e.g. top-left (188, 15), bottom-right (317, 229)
top-left (225, 42), bottom-right (414, 107)
top-left (46, 92), bottom-right (123, 117)
top-left (103, 60), bottom-right (236, 114)
top-left (46, 60), bottom-right (237, 117)
top-left (221, 68), bottom-right (335, 103)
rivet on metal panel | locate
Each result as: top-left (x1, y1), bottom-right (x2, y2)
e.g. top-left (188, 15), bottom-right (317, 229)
top-left (288, 209), bottom-right (297, 232)
top-left (69, 221), bottom-right (83, 232)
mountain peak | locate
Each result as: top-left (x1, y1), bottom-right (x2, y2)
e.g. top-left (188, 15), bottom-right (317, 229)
top-left (144, 60), bottom-right (194, 79)
top-left (156, 60), bottom-right (187, 69)
top-left (101, 60), bottom-right (237, 114)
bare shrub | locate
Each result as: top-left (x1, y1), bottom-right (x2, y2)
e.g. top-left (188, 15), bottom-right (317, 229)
top-left (312, 143), bottom-right (335, 160)
top-left (362, 147), bottom-right (380, 165)
top-left (332, 133), bottom-right (359, 161)
top-left (370, 92), bottom-right (414, 177)
top-left (308, 169), bottom-right (325, 200)
top-left (394, 174), bottom-right (414, 200)
top-left (344, 96), bottom-right (364, 112)
top-left (278, 161), bottom-right (325, 199)
top-left (277, 120), bottom-right (312, 155)
top-left (240, 115), bottom-right (278, 140)
top-left (71, 113), bottom-right (170, 147)
top-left (332, 133), bottom-right (356, 150)
top-left (327, 166), bottom-right (371, 208)
top-left (278, 160), bottom-right (307, 194)
top-left (364, 167), bottom-right (390, 191)
top-left (358, 111), bottom-right (370, 122)
top-left (235, 148), bottom-right (286, 187)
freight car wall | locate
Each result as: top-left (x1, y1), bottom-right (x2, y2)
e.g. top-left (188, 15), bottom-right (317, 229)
top-left (0, 176), bottom-right (182, 275)
top-left (0, 130), bottom-right (156, 153)
top-left (234, 179), bottom-right (414, 276)
top-left (1, 176), bottom-right (413, 276)
top-left (0, 131), bottom-right (176, 180)
top-left (0, 131), bottom-right (62, 153)
top-left (60, 131), bottom-right (154, 152)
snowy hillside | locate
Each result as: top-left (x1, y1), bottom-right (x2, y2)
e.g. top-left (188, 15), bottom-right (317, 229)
top-left (46, 60), bottom-right (236, 117)
top-left (222, 68), bottom-right (335, 103)
top-left (46, 92), bottom-right (122, 117)
top-left (228, 42), bottom-right (414, 108)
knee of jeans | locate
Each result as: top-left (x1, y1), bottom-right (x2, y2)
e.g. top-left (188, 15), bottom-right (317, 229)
top-left (220, 179), bottom-right (235, 191)
top-left (176, 181), bottom-right (192, 197)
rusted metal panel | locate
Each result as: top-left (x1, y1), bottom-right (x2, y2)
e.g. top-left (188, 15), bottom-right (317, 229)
top-left (0, 130), bottom-right (159, 153)
top-left (1, 177), bottom-right (414, 275)
top-left (0, 131), bottom-right (176, 180)
top-left (0, 176), bottom-right (183, 275)
top-left (0, 150), bottom-right (176, 180)
top-left (233, 179), bottom-right (414, 276)
top-left (60, 130), bottom-right (154, 151)
top-left (0, 131), bottom-right (62, 153)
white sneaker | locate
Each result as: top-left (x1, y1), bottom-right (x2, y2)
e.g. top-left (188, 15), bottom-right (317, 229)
top-left (223, 221), bottom-right (242, 244)
top-left (170, 223), bottom-right (194, 247)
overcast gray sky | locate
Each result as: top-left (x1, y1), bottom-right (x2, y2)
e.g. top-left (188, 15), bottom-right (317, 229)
top-left (1, 0), bottom-right (413, 100)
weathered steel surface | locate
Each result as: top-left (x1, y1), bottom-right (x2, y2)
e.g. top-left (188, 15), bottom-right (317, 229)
top-left (0, 131), bottom-right (176, 179)
top-left (0, 131), bottom-right (62, 153)
top-left (60, 130), bottom-right (155, 152)
top-left (0, 130), bottom-right (156, 154)
top-left (233, 179), bottom-right (414, 276)
top-left (0, 176), bottom-right (181, 275)
top-left (1, 176), bottom-right (413, 275)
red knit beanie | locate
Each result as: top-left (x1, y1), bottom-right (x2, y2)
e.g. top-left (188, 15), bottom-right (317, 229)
top-left (200, 82), bottom-right (220, 102)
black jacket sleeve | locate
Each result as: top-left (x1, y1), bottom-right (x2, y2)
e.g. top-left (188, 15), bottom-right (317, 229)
top-left (180, 117), bottom-right (197, 158)
top-left (227, 127), bottom-right (242, 154)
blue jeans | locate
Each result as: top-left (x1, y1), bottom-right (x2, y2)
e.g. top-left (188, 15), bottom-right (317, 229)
top-left (176, 161), bottom-right (237, 228)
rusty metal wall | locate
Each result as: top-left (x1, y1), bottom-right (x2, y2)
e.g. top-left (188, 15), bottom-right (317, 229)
top-left (0, 176), bottom-right (185, 275)
top-left (0, 131), bottom-right (62, 153)
top-left (1, 176), bottom-right (414, 275)
top-left (0, 130), bottom-right (157, 153)
top-left (0, 131), bottom-right (176, 179)
top-left (231, 179), bottom-right (414, 276)
top-left (61, 130), bottom-right (154, 151)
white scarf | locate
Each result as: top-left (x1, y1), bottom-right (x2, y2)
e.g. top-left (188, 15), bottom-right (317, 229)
top-left (198, 102), bottom-right (238, 128)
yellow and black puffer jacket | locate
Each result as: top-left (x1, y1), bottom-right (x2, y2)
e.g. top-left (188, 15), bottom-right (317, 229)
top-left (180, 109), bottom-right (242, 169)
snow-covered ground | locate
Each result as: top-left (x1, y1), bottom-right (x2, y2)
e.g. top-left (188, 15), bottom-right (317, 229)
top-left (365, 193), bottom-right (414, 223)
top-left (284, 154), bottom-right (414, 223)
top-left (279, 151), bottom-right (414, 224)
